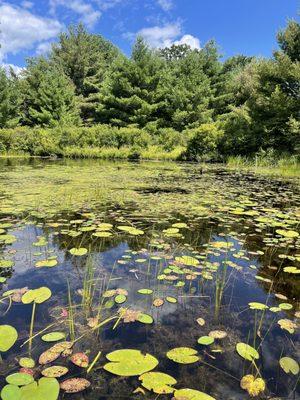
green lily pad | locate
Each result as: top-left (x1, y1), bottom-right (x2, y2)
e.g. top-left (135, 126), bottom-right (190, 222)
top-left (41, 332), bottom-right (66, 342)
top-left (103, 349), bottom-right (158, 376)
top-left (175, 256), bottom-right (199, 267)
top-left (22, 287), bottom-right (52, 304)
top-left (35, 259), bottom-right (58, 268)
top-left (0, 235), bottom-right (16, 244)
top-left (248, 302), bottom-right (268, 310)
top-left (279, 303), bottom-right (293, 310)
top-left (138, 289), bottom-right (153, 295)
top-left (198, 336), bottom-right (214, 345)
top-left (236, 343), bottom-right (259, 361)
top-left (20, 377), bottom-right (59, 400)
top-left (166, 296), bottom-right (177, 304)
top-left (6, 373), bottom-right (34, 386)
top-left (137, 313), bottom-right (153, 324)
top-left (19, 357), bottom-right (35, 368)
top-left (276, 229), bottom-right (299, 238)
top-left (41, 366), bottom-right (69, 378)
top-left (279, 357), bottom-right (299, 375)
top-left (0, 325), bottom-right (18, 352)
top-left (139, 372), bottom-right (177, 394)
top-left (69, 248), bottom-right (88, 256)
top-left (174, 388), bottom-right (216, 399)
top-left (115, 294), bottom-right (127, 304)
top-left (1, 385), bottom-right (21, 400)
top-left (166, 347), bottom-right (199, 364)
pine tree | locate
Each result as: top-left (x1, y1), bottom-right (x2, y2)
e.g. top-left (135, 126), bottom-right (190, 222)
top-left (0, 68), bottom-right (21, 128)
top-left (22, 58), bottom-right (80, 127)
top-left (51, 24), bottom-right (119, 123)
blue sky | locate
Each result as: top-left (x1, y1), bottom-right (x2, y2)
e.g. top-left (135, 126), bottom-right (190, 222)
top-left (0, 0), bottom-right (298, 71)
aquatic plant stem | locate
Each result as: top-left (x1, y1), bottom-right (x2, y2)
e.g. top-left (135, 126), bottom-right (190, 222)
top-left (29, 302), bottom-right (36, 353)
top-left (87, 351), bottom-right (102, 374)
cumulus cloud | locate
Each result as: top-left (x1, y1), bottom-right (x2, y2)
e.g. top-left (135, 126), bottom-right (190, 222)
top-left (174, 34), bottom-right (200, 49)
top-left (1, 63), bottom-right (25, 76)
top-left (0, 3), bottom-right (62, 62)
top-left (135, 22), bottom-right (201, 50)
top-left (157, 0), bottom-right (173, 12)
top-left (49, 0), bottom-right (101, 27)
top-left (36, 42), bottom-right (53, 55)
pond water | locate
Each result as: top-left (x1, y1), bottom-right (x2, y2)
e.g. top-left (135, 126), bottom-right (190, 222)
top-left (0, 158), bottom-right (299, 400)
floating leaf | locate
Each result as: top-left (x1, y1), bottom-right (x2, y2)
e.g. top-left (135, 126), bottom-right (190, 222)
top-left (166, 347), bottom-right (199, 364)
top-left (278, 319), bottom-right (297, 334)
top-left (138, 289), bottom-right (153, 295)
top-left (41, 332), bottom-right (66, 342)
top-left (208, 330), bottom-right (227, 339)
top-left (236, 343), bottom-right (259, 361)
top-left (42, 366), bottom-right (69, 378)
top-left (60, 378), bottom-right (91, 393)
top-left (196, 318), bottom-right (205, 326)
top-left (248, 302), bottom-right (268, 310)
top-left (139, 372), bottom-right (177, 394)
top-left (115, 294), bottom-right (127, 304)
top-left (173, 388), bottom-right (216, 399)
top-left (19, 358), bottom-right (35, 369)
top-left (279, 357), bottom-right (299, 375)
top-left (69, 248), bottom-right (88, 256)
top-left (137, 313), bottom-right (153, 324)
top-left (103, 349), bottom-right (158, 376)
top-left (0, 325), bottom-right (18, 352)
top-left (153, 298), bottom-right (164, 307)
top-left (0, 385), bottom-right (21, 400)
top-left (276, 229), bottom-right (299, 238)
top-left (22, 287), bottom-right (51, 304)
top-left (0, 260), bottom-right (13, 268)
top-left (6, 373), bottom-right (34, 386)
top-left (70, 353), bottom-right (89, 368)
top-left (35, 259), bottom-right (57, 268)
top-left (198, 336), bottom-right (214, 345)
top-left (279, 303), bottom-right (293, 310)
top-left (175, 256), bottom-right (199, 267)
top-left (166, 296), bottom-right (177, 304)
top-left (240, 375), bottom-right (265, 397)
top-left (20, 377), bottom-right (59, 400)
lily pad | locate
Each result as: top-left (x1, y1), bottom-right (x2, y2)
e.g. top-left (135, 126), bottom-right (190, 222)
top-left (279, 357), bottom-right (299, 375)
top-left (60, 378), bottom-right (91, 393)
top-left (69, 248), bottom-right (88, 256)
top-left (41, 332), bottom-right (66, 342)
top-left (41, 366), bottom-right (69, 378)
top-left (103, 349), bottom-right (158, 376)
top-left (236, 343), bottom-right (259, 361)
top-left (248, 302), bottom-right (268, 310)
top-left (166, 347), bottom-right (199, 364)
top-left (0, 385), bottom-right (21, 400)
top-left (6, 373), bottom-right (34, 386)
top-left (138, 289), bottom-right (153, 295)
top-left (20, 377), bottom-right (59, 400)
top-left (198, 336), bottom-right (214, 345)
top-left (70, 353), bottom-right (89, 368)
top-left (137, 313), bottom-right (154, 324)
top-left (35, 259), bottom-right (58, 268)
top-left (240, 374), bottom-right (265, 397)
top-left (19, 358), bottom-right (35, 369)
top-left (22, 287), bottom-right (52, 304)
top-left (139, 372), bottom-right (177, 394)
top-left (115, 294), bottom-right (127, 304)
top-left (0, 325), bottom-right (18, 352)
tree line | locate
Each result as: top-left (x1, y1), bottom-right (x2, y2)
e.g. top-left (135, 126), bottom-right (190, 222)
top-left (0, 21), bottom-right (299, 159)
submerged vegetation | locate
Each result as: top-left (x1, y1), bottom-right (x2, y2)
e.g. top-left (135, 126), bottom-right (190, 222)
top-left (0, 158), bottom-right (299, 399)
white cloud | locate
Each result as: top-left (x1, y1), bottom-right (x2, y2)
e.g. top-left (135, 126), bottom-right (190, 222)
top-left (0, 3), bottom-right (62, 62)
top-left (157, 0), bottom-right (173, 11)
top-left (49, 0), bottom-right (102, 27)
top-left (174, 34), bottom-right (200, 50)
top-left (135, 23), bottom-right (201, 50)
top-left (137, 22), bottom-right (182, 48)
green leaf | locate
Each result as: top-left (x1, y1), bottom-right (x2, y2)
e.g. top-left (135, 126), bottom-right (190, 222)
top-left (138, 289), bottom-right (153, 295)
top-left (0, 325), bottom-right (18, 352)
top-left (139, 372), bottom-right (177, 394)
top-left (137, 313), bottom-right (153, 324)
top-left (197, 336), bottom-right (214, 345)
top-left (236, 343), bottom-right (259, 361)
top-left (22, 287), bottom-right (51, 304)
top-left (1, 385), bottom-right (21, 400)
top-left (166, 347), bottom-right (199, 364)
top-left (103, 349), bottom-right (158, 376)
top-left (41, 332), bottom-right (66, 342)
top-left (20, 378), bottom-right (59, 400)
top-left (69, 248), bottom-right (88, 256)
top-left (115, 294), bottom-right (127, 304)
top-left (174, 388), bottom-right (216, 399)
top-left (19, 357), bottom-right (35, 368)
top-left (279, 357), bottom-right (299, 375)
top-left (6, 373), bottom-right (34, 386)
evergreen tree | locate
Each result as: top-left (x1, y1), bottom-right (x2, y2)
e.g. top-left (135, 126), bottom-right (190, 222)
top-left (0, 68), bottom-right (21, 128)
top-left (22, 58), bottom-right (80, 127)
top-left (51, 24), bottom-right (119, 123)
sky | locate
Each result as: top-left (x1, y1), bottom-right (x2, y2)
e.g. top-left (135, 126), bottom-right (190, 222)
top-left (0, 0), bottom-right (298, 72)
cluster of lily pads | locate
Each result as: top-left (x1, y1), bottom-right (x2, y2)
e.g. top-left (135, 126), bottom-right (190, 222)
top-left (0, 161), bottom-right (299, 399)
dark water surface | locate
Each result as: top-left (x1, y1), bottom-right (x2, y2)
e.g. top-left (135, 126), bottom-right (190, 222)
top-left (0, 158), bottom-right (299, 399)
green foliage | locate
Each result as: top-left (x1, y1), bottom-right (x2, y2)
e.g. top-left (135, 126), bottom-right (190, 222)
top-left (183, 123), bottom-right (224, 161)
top-left (0, 68), bottom-right (21, 128)
top-left (22, 58), bottom-right (80, 127)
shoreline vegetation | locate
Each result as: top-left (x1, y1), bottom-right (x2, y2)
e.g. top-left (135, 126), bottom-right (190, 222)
top-left (0, 21), bottom-right (299, 177)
